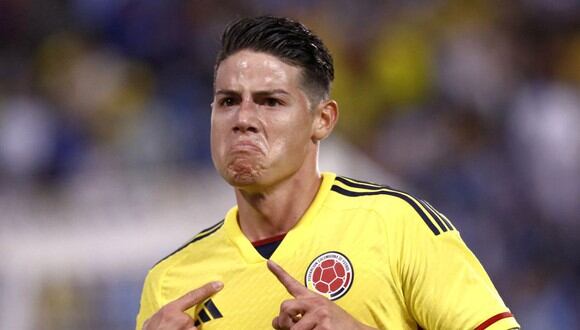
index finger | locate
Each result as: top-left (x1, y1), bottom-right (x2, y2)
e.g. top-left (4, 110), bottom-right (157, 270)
top-left (267, 260), bottom-right (311, 297)
top-left (170, 281), bottom-right (223, 311)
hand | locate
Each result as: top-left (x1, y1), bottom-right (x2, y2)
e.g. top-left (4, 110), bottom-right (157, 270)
top-left (267, 260), bottom-right (375, 330)
top-left (143, 281), bottom-right (223, 330)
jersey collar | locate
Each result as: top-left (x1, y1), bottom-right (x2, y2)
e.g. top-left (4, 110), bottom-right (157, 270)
top-left (223, 172), bottom-right (337, 264)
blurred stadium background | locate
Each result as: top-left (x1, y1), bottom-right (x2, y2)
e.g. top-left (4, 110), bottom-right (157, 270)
top-left (1, 0), bottom-right (579, 329)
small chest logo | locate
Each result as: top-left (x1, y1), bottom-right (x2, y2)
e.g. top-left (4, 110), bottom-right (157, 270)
top-left (194, 299), bottom-right (223, 327)
top-left (304, 251), bottom-right (354, 300)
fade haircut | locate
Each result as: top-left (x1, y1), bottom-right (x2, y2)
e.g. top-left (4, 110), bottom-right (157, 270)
top-left (215, 16), bottom-right (334, 104)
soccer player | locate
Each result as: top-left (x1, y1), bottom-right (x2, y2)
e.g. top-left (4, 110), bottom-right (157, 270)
top-left (136, 16), bottom-right (520, 330)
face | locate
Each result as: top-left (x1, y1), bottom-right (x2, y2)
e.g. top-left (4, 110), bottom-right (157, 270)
top-left (211, 50), bottom-right (318, 190)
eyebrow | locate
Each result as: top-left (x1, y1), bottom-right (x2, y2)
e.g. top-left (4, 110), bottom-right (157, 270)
top-left (214, 89), bottom-right (237, 96)
top-left (214, 89), bottom-right (291, 96)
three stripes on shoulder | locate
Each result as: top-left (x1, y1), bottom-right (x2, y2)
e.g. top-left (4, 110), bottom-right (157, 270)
top-left (331, 176), bottom-right (456, 236)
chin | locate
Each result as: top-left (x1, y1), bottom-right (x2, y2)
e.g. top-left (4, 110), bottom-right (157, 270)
top-left (223, 159), bottom-right (263, 187)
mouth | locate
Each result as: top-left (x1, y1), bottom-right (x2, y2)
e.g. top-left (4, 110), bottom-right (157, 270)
top-left (229, 140), bottom-right (264, 154)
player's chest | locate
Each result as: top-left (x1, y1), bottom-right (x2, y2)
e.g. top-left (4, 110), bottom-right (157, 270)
top-left (182, 234), bottom-right (404, 328)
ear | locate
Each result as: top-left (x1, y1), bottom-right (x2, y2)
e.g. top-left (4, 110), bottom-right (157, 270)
top-left (312, 99), bottom-right (339, 141)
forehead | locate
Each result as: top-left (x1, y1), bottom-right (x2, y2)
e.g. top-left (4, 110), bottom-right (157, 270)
top-left (214, 50), bottom-right (303, 92)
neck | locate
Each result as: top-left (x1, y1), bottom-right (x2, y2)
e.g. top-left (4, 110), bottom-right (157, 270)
top-left (235, 166), bottom-right (322, 242)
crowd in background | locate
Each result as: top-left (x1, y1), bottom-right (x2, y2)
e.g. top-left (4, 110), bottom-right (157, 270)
top-left (1, 0), bottom-right (579, 328)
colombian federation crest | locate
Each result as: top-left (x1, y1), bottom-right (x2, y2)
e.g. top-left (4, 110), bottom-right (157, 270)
top-left (304, 251), bottom-right (353, 301)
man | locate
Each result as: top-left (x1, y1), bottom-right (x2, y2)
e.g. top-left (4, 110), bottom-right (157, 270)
top-left (137, 16), bottom-right (520, 330)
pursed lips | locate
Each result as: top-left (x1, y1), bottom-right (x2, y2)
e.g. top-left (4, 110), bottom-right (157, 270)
top-left (229, 140), bottom-right (264, 154)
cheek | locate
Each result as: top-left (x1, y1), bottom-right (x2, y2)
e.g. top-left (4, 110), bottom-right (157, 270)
top-left (269, 117), bottom-right (312, 157)
top-left (210, 119), bottom-right (228, 161)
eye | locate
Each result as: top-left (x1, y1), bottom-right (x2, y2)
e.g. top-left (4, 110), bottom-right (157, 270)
top-left (264, 97), bottom-right (281, 107)
top-left (219, 97), bottom-right (235, 107)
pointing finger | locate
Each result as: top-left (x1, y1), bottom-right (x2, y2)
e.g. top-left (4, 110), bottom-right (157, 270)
top-left (171, 281), bottom-right (224, 312)
top-left (267, 260), bottom-right (310, 297)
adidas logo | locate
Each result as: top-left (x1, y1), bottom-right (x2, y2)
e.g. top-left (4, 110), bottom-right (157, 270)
top-left (194, 299), bottom-right (223, 327)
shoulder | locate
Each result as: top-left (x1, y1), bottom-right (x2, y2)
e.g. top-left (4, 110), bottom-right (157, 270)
top-left (141, 219), bottom-right (227, 307)
top-left (151, 219), bottom-right (226, 271)
top-left (329, 175), bottom-right (456, 236)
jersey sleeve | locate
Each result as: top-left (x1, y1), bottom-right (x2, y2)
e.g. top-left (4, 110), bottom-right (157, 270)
top-left (397, 203), bottom-right (520, 330)
top-left (136, 269), bottom-right (161, 330)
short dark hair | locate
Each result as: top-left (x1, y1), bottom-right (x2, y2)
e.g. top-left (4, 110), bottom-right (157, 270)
top-left (215, 16), bottom-right (334, 102)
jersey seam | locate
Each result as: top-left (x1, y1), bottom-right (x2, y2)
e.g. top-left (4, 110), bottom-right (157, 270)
top-left (155, 222), bottom-right (225, 305)
top-left (322, 202), bottom-right (411, 324)
top-left (154, 220), bottom-right (225, 268)
top-left (365, 205), bottom-right (410, 323)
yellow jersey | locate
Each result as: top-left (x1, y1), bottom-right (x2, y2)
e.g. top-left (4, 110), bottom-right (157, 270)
top-left (136, 172), bottom-right (519, 329)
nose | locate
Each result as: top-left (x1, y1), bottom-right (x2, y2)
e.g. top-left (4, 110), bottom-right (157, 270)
top-left (233, 99), bottom-right (259, 133)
